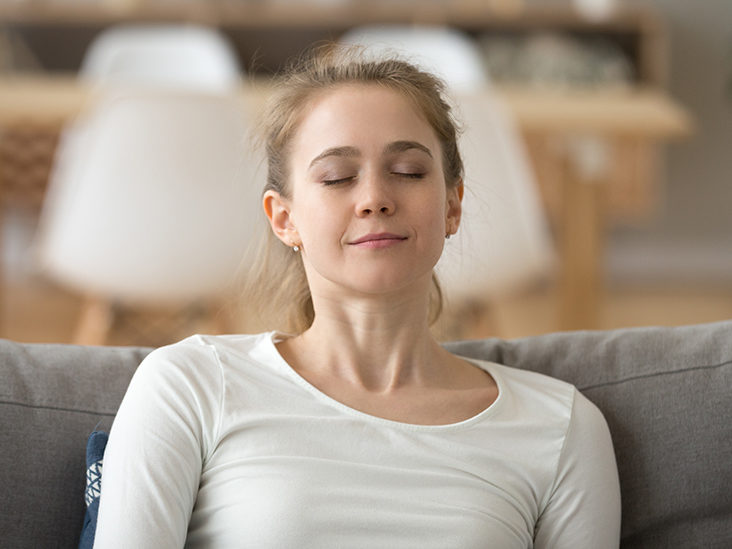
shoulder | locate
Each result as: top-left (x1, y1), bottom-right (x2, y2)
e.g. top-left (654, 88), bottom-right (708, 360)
top-left (143, 331), bottom-right (275, 364)
top-left (495, 361), bottom-right (608, 431)
top-left (133, 332), bottom-right (277, 391)
top-left (473, 360), bottom-right (577, 419)
top-left (479, 361), bottom-right (614, 470)
top-left (468, 359), bottom-right (612, 446)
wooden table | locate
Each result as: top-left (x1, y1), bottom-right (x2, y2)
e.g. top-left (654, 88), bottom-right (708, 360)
top-left (0, 76), bottom-right (690, 132)
top-left (0, 75), bottom-right (693, 330)
top-left (500, 85), bottom-right (693, 328)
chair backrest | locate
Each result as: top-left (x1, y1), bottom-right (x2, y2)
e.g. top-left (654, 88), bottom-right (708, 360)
top-left (80, 24), bottom-right (241, 93)
top-left (339, 25), bottom-right (554, 301)
top-left (438, 93), bottom-right (555, 300)
top-left (339, 24), bottom-right (488, 93)
top-left (36, 92), bottom-right (263, 304)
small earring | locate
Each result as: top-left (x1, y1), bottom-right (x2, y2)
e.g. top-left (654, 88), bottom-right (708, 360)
top-left (445, 233), bottom-right (451, 240)
top-left (292, 245), bottom-right (300, 252)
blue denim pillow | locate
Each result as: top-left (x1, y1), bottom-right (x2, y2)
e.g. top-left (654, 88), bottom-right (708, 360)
top-left (78, 431), bottom-right (108, 549)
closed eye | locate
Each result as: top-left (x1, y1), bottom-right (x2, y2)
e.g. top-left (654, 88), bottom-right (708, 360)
top-left (322, 176), bottom-right (355, 186)
top-left (392, 172), bottom-right (425, 179)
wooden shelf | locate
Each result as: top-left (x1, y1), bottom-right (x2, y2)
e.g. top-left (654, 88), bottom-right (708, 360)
top-left (0, 1), bottom-right (657, 28)
top-left (0, 1), bottom-right (666, 83)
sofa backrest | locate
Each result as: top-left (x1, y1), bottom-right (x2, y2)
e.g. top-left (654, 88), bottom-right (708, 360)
top-left (2, 321), bottom-right (730, 548)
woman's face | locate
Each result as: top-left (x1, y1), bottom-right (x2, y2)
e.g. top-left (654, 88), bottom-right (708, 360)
top-left (264, 84), bottom-right (462, 301)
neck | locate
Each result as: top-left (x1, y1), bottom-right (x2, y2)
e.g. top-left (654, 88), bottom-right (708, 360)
top-left (284, 286), bottom-right (448, 393)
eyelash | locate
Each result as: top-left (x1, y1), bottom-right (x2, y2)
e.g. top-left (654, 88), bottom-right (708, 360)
top-left (393, 172), bottom-right (425, 179)
top-left (322, 173), bottom-right (424, 186)
top-left (322, 177), bottom-right (354, 186)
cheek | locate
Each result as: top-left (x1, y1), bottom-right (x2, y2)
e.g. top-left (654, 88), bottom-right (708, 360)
top-left (409, 194), bottom-right (449, 260)
top-left (291, 200), bottom-right (343, 250)
top-left (417, 190), bottom-right (449, 226)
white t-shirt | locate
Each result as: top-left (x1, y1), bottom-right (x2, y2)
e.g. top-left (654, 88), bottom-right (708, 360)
top-left (94, 332), bottom-right (620, 548)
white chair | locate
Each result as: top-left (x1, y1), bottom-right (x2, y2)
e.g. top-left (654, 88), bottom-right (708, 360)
top-left (36, 25), bottom-right (248, 344)
top-left (35, 92), bottom-right (262, 344)
top-left (339, 26), bottom-right (555, 333)
top-left (80, 24), bottom-right (242, 93)
top-left (340, 25), bottom-right (489, 93)
top-left (70, 24), bottom-right (242, 172)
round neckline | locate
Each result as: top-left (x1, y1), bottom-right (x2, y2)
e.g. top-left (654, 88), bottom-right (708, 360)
top-left (264, 331), bottom-right (504, 431)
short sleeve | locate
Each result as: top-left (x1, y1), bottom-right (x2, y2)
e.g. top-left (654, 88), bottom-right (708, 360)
top-left (533, 389), bottom-right (621, 548)
top-left (93, 341), bottom-right (223, 549)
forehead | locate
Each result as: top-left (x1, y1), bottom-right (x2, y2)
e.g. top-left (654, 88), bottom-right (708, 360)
top-left (290, 83), bottom-right (439, 157)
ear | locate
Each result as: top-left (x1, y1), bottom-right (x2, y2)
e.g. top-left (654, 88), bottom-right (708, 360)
top-left (263, 190), bottom-right (300, 247)
top-left (445, 180), bottom-right (464, 236)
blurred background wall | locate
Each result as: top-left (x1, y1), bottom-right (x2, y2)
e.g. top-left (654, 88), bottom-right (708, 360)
top-left (0, 0), bottom-right (730, 344)
top-left (607, 0), bottom-right (732, 284)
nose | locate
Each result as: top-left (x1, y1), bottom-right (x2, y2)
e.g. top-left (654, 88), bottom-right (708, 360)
top-left (355, 173), bottom-right (395, 217)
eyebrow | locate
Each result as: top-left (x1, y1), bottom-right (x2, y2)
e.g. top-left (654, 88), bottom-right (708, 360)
top-left (309, 146), bottom-right (360, 168)
top-left (384, 140), bottom-right (433, 158)
top-left (308, 140), bottom-right (433, 169)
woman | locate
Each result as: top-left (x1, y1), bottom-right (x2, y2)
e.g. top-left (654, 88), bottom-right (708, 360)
top-left (94, 47), bottom-right (621, 548)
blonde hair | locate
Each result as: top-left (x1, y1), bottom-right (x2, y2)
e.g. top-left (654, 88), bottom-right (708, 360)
top-left (246, 45), bottom-right (464, 333)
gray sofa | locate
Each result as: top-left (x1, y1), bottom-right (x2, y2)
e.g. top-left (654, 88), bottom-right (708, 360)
top-left (2, 321), bottom-right (731, 548)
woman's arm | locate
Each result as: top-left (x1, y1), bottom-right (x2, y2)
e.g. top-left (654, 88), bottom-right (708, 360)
top-left (533, 390), bottom-right (621, 548)
top-left (93, 342), bottom-right (223, 548)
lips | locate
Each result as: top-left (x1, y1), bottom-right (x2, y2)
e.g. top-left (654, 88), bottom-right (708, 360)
top-left (349, 233), bottom-right (407, 247)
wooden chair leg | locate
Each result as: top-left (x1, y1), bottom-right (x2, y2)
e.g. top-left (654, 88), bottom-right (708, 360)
top-left (436, 300), bottom-right (501, 341)
top-left (461, 301), bottom-right (502, 340)
top-left (73, 296), bottom-right (113, 346)
top-left (204, 300), bottom-right (230, 335)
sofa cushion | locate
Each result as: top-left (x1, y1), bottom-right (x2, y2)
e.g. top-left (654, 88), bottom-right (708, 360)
top-left (446, 320), bottom-right (732, 548)
top-left (0, 340), bottom-right (152, 549)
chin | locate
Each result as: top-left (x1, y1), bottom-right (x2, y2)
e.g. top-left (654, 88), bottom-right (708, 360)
top-left (308, 257), bottom-right (438, 298)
